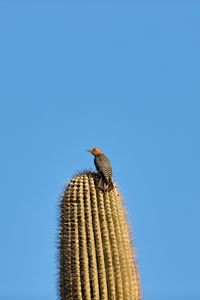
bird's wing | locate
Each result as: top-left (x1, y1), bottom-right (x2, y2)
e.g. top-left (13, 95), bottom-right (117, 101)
top-left (94, 156), bottom-right (113, 178)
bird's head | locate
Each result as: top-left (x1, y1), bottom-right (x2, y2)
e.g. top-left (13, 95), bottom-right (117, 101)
top-left (86, 147), bottom-right (103, 156)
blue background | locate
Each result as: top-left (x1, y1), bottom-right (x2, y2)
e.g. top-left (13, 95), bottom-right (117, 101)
top-left (0, 1), bottom-right (200, 300)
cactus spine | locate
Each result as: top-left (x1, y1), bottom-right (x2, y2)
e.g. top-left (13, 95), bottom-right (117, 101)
top-left (59, 171), bottom-right (141, 300)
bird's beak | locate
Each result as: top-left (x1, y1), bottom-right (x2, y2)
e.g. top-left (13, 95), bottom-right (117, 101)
top-left (86, 149), bottom-right (92, 153)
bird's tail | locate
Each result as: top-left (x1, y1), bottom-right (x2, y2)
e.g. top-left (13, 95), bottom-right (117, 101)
top-left (98, 176), bottom-right (114, 192)
top-left (108, 178), bottom-right (114, 191)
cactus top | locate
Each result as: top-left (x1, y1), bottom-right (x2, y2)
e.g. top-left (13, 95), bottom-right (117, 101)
top-left (59, 171), bottom-right (141, 300)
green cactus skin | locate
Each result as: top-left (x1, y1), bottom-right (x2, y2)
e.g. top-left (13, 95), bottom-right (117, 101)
top-left (59, 171), bottom-right (141, 300)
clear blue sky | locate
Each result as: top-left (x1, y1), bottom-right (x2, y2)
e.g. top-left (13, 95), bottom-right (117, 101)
top-left (0, 1), bottom-right (200, 300)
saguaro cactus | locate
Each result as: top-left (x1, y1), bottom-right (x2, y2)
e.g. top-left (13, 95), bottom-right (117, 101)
top-left (59, 171), bottom-right (141, 300)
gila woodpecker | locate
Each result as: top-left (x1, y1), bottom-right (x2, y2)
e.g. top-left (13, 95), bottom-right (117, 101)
top-left (87, 147), bottom-right (114, 191)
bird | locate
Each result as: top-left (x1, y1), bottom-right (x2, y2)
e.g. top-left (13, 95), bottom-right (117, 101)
top-left (87, 147), bottom-right (114, 191)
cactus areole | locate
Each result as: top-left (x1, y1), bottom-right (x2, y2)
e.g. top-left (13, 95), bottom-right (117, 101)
top-left (59, 171), bottom-right (141, 300)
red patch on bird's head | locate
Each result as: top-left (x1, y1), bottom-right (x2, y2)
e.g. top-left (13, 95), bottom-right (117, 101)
top-left (87, 147), bottom-right (103, 156)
